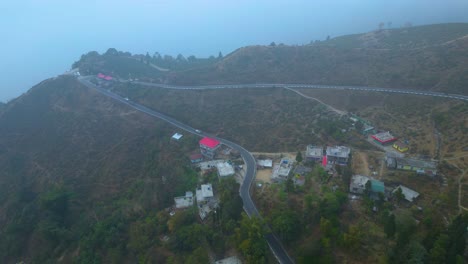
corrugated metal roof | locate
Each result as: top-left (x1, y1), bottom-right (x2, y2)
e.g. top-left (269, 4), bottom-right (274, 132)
top-left (200, 137), bottom-right (220, 148)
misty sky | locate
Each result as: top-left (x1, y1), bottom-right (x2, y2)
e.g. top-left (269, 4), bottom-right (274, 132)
top-left (1, 0), bottom-right (468, 102)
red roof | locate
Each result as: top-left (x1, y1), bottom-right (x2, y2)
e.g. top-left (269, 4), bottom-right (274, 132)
top-left (190, 153), bottom-right (203, 160)
top-left (371, 135), bottom-right (397, 144)
top-left (97, 73), bottom-right (113, 80)
top-left (199, 137), bottom-right (220, 149)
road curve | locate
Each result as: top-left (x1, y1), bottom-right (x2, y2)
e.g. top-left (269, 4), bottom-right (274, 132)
top-left (77, 76), bottom-right (295, 264)
top-left (127, 80), bottom-right (468, 102)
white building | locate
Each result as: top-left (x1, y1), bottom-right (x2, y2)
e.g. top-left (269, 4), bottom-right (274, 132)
top-left (216, 161), bottom-right (235, 177)
top-left (306, 145), bottom-right (323, 161)
top-left (326, 146), bottom-right (351, 165)
top-left (196, 184), bottom-right (214, 204)
top-left (171, 133), bottom-right (183, 141)
top-left (257, 159), bottom-right (273, 168)
top-left (215, 256), bottom-right (242, 264)
top-left (393, 185), bottom-right (420, 202)
top-left (349, 175), bottom-right (370, 194)
top-left (174, 191), bottom-right (194, 209)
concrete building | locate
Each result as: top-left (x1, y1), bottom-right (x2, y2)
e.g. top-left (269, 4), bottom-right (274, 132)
top-left (326, 146), bottom-right (351, 165)
top-left (190, 153), bottom-right (204, 163)
top-left (393, 185), bottom-right (420, 202)
top-left (294, 165), bottom-right (312, 176)
top-left (350, 175), bottom-right (370, 194)
top-left (174, 191), bottom-right (194, 209)
top-left (196, 184), bottom-right (214, 204)
top-left (199, 137), bottom-right (221, 159)
top-left (271, 158), bottom-right (293, 182)
top-left (306, 145), bottom-right (323, 161)
top-left (196, 183), bottom-right (217, 220)
top-left (257, 159), bottom-right (273, 168)
top-left (215, 256), bottom-right (242, 264)
top-left (216, 161), bottom-right (235, 177)
top-left (386, 155), bottom-right (437, 176)
top-left (372, 131), bottom-right (398, 145)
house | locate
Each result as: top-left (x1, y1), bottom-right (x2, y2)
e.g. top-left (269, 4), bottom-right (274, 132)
top-left (350, 175), bottom-right (370, 194)
top-left (97, 73), bottom-right (113, 81)
top-left (393, 185), bottom-right (420, 202)
top-left (190, 153), bottom-right (203, 163)
top-left (271, 158), bottom-right (293, 182)
top-left (174, 191), bottom-right (194, 209)
top-left (171, 133), bottom-right (183, 141)
top-left (196, 183), bottom-right (217, 220)
top-left (372, 131), bottom-right (398, 145)
top-left (370, 179), bottom-right (385, 194)
top-left (216, 161), bottom-right (235, 177)
top-left (326, 146), bottom-right (351, 165)
top-left (199, 137), bottom-right (221, 159)
top-left (196, 184), bottom-right (214, 204)
top-left (362, 123), bottom-right (375, 135)
top-left (305, 145), bottom-right (323, 161)
top-left (215, 256), bottom-right (242, 264)
top-left (257, 159), bottom-right (273, 168)
top-left (392, 141), bottom-right (409, 153)
top-left (386, 155), bottom-right (437, 176)
top-left (294, 165), bottom-right (312, 176)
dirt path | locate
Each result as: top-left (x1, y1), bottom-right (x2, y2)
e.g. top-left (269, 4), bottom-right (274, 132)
top-left (443, 159), bottom-right (468, 213)
top-left (284, 87), bottom-right (347, 116)
top-left (352, 152), bottom-right (371, 176)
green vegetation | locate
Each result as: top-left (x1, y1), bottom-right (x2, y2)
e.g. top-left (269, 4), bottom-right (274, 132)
top-left (0, 76), bottom-right (241, 263)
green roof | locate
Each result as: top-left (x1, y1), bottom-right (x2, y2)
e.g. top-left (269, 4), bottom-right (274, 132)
top-left (370, 180), bottom-right (385, 193)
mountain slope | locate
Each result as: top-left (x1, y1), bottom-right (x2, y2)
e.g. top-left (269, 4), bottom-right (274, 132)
top-left (0, 76), bottom-right (201, 262)
top-left (162, 23), bottom-right (468, 94)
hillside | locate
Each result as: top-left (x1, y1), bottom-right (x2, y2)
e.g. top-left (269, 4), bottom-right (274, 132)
top-left (71, 23), bottom-right (468, 95)
top-left (324, 23), bottom-right (468, 49)
top-left (0, 76), bottom-right (225, 263)
top-left (167, 24), bottom-right (468, 94)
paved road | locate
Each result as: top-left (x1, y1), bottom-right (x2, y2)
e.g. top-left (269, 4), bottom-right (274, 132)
top-left (126, 80), bottom-right (468, 102)
top-left (77, 76), bottom-right (294, 264)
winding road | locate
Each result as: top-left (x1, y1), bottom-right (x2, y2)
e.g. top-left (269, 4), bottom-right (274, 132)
top-left (78, 75), bottom-right (467, 264)
top-left (77, 76), bottom-right (295, 264)
top-left (127, 80), bottom-right (468, 102)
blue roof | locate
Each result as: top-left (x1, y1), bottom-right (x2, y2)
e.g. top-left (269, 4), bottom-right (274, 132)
top-left (370, 180), bottom-right (385, 193)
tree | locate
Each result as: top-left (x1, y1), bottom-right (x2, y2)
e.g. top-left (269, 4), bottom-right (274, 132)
top-left (295, 151), bottom-right (303, 163)
top-left (218, 51), bottom-right (223, 59)
top-left (269, 42), bottom-right (276, 47)
top-left (354, 121), bottom-right (364, 132)
top-left (342, 225), bottom-right (363, 251)
top-left (446, 214), bottom-right (467, 263)
top-left (326, 35), bottom-right (330, 41)
top-left (236, 214), bottom-right (268, 264)
top-left (384, 214), bottom-right (396, 239)
top-left (104, 48), bottom-right (118, 56)
top-left (394, 187), bottom-right (405, 204)
top-left (430, 234), bottom-right (448, 264)
top-left (271, 209), bottom-right (301, 243)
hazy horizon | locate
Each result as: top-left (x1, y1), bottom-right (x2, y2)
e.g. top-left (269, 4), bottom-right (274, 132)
top-left (1, 0), bottom-right (468, 102)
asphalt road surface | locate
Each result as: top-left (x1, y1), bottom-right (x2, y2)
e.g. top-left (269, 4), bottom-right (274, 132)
top-left (127, 80), bottom-right (468, 102)
top-left (77, 76), bottom-right (295, 264)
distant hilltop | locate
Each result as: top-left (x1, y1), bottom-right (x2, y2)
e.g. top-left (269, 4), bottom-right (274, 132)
top-left (73, 23), bottom-right (468, 95)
